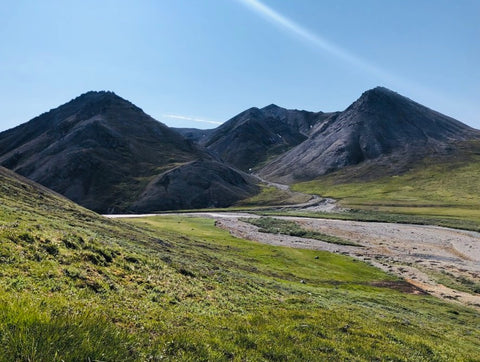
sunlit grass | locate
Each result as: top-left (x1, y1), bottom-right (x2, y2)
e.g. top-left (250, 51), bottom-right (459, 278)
top-left (1, 168), bottom-right (480, 360)
top-left (237, 184), bottom-right (311, 206)
top-left (293, 147), bottom-right (480, 227)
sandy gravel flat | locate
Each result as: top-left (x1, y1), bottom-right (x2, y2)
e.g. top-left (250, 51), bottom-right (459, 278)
top-left (107, 212), bottom-right (480, 309)
top-left (212, 215), bottom-right (480, 309)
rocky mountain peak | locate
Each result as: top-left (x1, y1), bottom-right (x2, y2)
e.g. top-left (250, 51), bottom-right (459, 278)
top-left (346, 86), bottom-right (411, 113)
top-left (262, 103), bottom-right (282, 112)
top-left (260, 87), bottom-right (478, 183)
top-left (260, 104), bottom-right (290, 119)
top-left (62, 90), bottom-right (142, 118)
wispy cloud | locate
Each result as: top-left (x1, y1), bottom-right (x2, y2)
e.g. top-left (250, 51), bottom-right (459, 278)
top-left (236, 0), bottom-right (395, 83)
top-left (162, 114), bottom-right (222, 125)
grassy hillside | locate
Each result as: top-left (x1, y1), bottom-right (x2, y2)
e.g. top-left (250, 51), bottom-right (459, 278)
top-left (1, 167), bottom-right (480, 360)
top-left (236, 184), bottom-right (311, 207)
top-left (293, 141), bottom-right (480, 226)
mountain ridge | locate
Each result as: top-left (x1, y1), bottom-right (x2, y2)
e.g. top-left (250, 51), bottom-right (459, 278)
top-left (199, 104), bottom-right (336, 171)
top-left (259, 86), bottom-right (479, 182)
top-left (1, 86), bottom-right (477, 212)
top-left (0, 91), bottom-right (259, 213)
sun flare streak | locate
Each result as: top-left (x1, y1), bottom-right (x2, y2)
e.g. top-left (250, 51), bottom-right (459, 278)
top-left (237, 0), bottom-right (399, 84)
top-left (236, 0), bottom-right (469, 119)
top-left (162, 114), bottom-right (222, 125)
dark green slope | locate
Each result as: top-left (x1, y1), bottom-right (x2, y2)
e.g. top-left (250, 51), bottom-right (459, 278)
top-left (173, 127), bottom-right (214, 143)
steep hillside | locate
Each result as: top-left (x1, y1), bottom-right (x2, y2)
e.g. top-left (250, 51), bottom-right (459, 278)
top-left (173, 127), bottom-right (214, 143)
top-left (293, 139), bottom-right (480, 225)
top-left (202, 104), bottom-right (335, 171)
top-left (131, 159), bottom-right (258, 211)
top-left (1, 165), bottom-right (479, 360)
top-left (261, 87), bottom-right (478, 183)
top-left (0, 91), bottom-right (258, 212)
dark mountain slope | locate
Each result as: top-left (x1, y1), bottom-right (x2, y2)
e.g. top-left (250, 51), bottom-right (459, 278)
top-left (173, 127), bottom-right (214, 143)
top-left (0, 92), bottom-right (258, 212)
top-left (131, 159), bottom-right (258, 212)
top-left (260, 87), bottom-right (479, 183)
top-left (202, 104), bottom-right (335, 171)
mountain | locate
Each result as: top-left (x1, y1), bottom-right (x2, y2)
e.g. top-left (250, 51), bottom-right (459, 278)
top-left (201, 104), bottom-right (336, 171)
top-left (130, 159), bottom-right (258, 212)
top-left (3, 86), bottom-right (476, 212)
top-left (0, 91), bottom-right (258, 212)
top-left (173, 127), bottom-right (214, 143)
top-left (260, 87), bottom-right (479, 183)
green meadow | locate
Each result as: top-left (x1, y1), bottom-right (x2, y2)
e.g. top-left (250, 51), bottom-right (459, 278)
top-left (1, 169), bottom-right (479, 360)
top-left (293, 142), bottom-right (480, 229)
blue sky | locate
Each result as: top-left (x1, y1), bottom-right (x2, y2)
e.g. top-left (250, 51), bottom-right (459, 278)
top-left (0, 0), bottom-right (478, 131)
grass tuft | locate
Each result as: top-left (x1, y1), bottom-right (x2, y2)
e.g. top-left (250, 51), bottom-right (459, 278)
top-left (0, 296), bottom-right (136, 362)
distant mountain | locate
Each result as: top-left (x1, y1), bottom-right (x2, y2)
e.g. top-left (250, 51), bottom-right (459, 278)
top-left (0, 91), bottom-right (258, 212)
top-left (173, 128), bottom-right (214, 143)
top-left (201, 104), bottom-right (336, 171)
top-left (260, 87), bottom-right (479, 183)
top-left (3, 87), bottom-right (476, 212)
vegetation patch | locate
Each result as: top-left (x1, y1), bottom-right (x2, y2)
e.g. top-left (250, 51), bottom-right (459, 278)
top-left (259, 208), bottom-right (480, 232)
top-left (424, 269), bottom-right (480, 295)
top-left (0, 295), bottom-right (136, 361)
top-left (243, 216), bottom-right (361, 246)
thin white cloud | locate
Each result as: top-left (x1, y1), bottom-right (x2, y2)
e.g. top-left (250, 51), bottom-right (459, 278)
top-left (237, 0), bottom-right (395, 83)
top-left (162, 113), bottom-right (222, 125)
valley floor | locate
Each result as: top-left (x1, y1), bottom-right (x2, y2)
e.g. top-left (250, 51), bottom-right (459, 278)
top-left (108, 212), bottom-right (480, 309)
